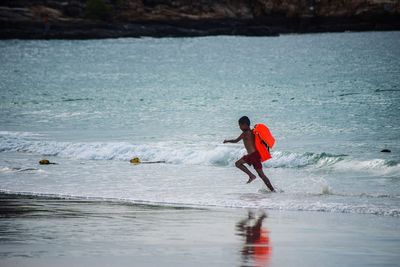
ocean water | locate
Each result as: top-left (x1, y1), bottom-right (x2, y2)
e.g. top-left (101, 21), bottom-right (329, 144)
top-left (0, 32), bottom-right (399, 217)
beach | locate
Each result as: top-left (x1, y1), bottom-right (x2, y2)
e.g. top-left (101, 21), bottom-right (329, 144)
top-left (0, 31), bottom-right (399, 266)
top-left (1, 192), bottom-right (399, 267)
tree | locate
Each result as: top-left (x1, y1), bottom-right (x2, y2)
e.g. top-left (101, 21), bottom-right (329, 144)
top-left (85, 0), bottom-right (111, 20)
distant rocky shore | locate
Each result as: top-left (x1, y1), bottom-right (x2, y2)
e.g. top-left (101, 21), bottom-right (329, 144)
top-left (1, 0), bottom-right (399, 39)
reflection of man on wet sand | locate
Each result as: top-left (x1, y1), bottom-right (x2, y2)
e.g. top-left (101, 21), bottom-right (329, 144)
top-left (236, 211), bottom-right (271, 267)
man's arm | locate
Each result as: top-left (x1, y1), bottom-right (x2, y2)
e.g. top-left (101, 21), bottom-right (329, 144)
top-left (223, 134), bottom-right (243, 144)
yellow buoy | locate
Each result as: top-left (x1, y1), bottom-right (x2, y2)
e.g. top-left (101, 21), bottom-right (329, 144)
top-left (130, 157), bottom-right (141, 164)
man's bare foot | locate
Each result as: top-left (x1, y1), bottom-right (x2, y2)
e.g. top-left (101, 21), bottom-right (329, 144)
top-left (246, 174), bottom-right (256, 184)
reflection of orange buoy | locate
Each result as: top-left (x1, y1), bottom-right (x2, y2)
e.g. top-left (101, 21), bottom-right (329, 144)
top-left (254, 229), bottom-right (271, 266)
top-left (236, 212), bottom-right (272, 267)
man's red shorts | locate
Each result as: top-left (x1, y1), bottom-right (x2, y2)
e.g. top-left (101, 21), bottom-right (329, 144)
top-left (241, 151), bottom-right (262, 170)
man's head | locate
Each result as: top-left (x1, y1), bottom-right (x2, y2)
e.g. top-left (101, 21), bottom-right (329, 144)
top-left (238, 116), bottom-right (250, 131)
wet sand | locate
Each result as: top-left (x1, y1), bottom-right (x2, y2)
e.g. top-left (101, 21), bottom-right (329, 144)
top-left (0, 193), bottom-right (399, 267)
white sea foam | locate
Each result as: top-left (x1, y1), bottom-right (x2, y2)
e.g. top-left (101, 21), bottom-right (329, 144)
top-left (332, 158), bottom-right (400, 175)
top-left (0, 131), bottom-right (42, 138)
top-left (0, 167), bottom-right (15, 173)
top-left (0, 166), bottom-right (42, 173)
top-left (0, 132), bottom-right (398, 174)
top-left (265, 151), bottom-right (344, 168)
top-left (0, 189), bottom-right (399, 217)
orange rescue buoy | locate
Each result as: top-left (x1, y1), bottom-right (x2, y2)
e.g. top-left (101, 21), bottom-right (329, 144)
top-left (253, 123), bottom-right (275, 162)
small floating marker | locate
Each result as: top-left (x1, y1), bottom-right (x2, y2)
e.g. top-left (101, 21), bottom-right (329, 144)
top-left (39, 159), bottom-right (50, 165)
top-left (130, 157), bottom-right (165, 164)
top-left (39, 159), bottom-right (57, 165)
top-left (130, 157), bottom-right (141, 164)
top-left (381, 149), bottom-right (391, 153)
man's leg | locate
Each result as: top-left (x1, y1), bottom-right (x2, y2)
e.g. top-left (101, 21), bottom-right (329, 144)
top-left (235, 159), bottom-right (256, 183)
top-left (255, 168), bottom-right (275, 192)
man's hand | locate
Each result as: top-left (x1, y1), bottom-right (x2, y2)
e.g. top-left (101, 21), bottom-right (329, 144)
top-left (224, 134), bottom-right (242, 144)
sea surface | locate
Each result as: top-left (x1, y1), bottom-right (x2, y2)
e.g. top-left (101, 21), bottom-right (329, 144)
top-left (0, 31), bottom-right (400, 217)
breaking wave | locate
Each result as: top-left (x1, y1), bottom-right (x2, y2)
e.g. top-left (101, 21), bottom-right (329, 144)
top-left (0, 131), bottom-right (399, 173)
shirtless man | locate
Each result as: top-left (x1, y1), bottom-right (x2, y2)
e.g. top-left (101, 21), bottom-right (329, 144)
top-left (223, 116), bottom-right (275, 192)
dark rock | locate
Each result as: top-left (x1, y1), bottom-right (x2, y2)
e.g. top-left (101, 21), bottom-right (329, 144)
top-left (0, 0), bottom-right (400, 39)
top-left (39, 159), bottom-right (57, 164)
top-left (381, 149), bottom-right (391, 153)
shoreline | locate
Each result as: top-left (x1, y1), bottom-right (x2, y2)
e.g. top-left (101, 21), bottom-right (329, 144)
top-left (1, 16), bottom-right (400, 40)
top-left (1, 192), bottom-right (399, 267)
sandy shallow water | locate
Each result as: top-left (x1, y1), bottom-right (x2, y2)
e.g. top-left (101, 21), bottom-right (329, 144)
top-left (0, 193), bottom-right (399, 267)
